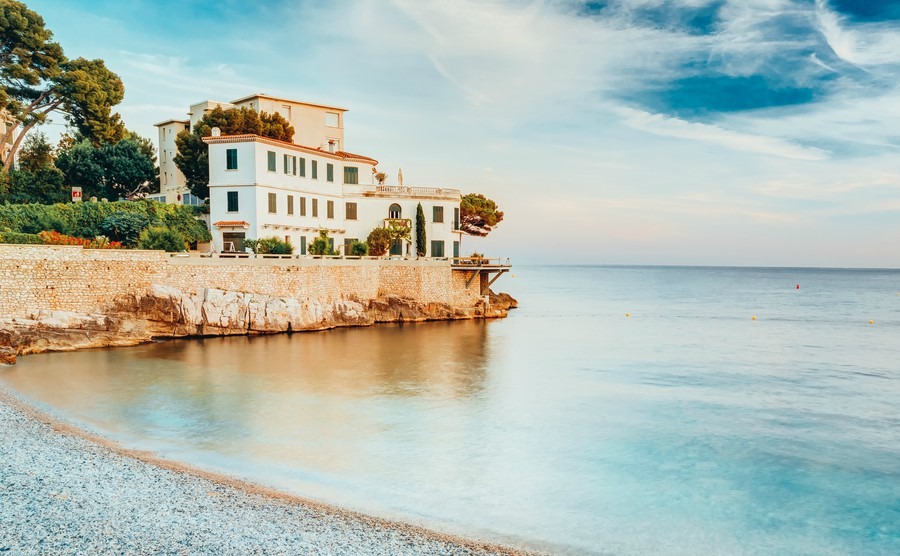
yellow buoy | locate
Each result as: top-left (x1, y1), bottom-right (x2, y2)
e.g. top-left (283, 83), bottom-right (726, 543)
top-left (869, 320), bottom-right (874, 325)
top-left (752, 316), bottom-right (757, 320)
top-left (625, 313), bottom-right (630, 317)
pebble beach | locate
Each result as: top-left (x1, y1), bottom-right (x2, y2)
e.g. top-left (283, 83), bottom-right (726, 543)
top-left (0, 386), bottom-right (531, 556)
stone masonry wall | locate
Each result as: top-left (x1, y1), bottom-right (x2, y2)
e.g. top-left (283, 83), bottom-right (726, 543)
top-left (0, 245), bottom-right (480, 319)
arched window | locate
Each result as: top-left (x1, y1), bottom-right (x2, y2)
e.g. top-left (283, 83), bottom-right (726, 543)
top-left (388, 204), bottom-right (402, 219)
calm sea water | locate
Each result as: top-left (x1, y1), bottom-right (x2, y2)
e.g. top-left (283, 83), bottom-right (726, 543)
top-left (2, 266), bottom-right (900, 555)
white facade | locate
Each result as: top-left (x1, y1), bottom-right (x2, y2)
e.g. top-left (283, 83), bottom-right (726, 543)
top-left (159, 93), bottom-right (461, 257)
top-left (205, 135), bottom-right (461, 257)
top-left (153, 119), bottom-right (191, 204)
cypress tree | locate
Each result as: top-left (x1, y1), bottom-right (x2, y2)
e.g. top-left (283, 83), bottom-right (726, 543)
top-left (415, 202), bottom-right (426, 257)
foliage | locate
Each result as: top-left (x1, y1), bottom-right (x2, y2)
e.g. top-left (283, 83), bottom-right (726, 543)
top-left (99, 212), bottom-right (149, 247)
top-left (366, 226), bottom-right (391, 257)
top-left (56, 138), bottom-right (155, 199)
top-left (308, 229), bottom-right (335, 256)
top-left (0, 1), bottom-right (125, 170)
top-left (37, 230), bottom-right (122, 249)
top-left (0, 200), bottom-right (210, 245)
top-left (136, 226), bottom-right (185, 252)
top-left (4, 167), bottom-right (67, 204)
top-left (349, 241), bottom-right (368, 256)
top-left (415, 202), bottom-right (426, 257)
top-left (384, 219), bottom-right (411, 242)
top-left (175, 105), bottom-right (295, 199)
top-left (0, 231), bottom-right (42, 244)
top-left (243, 236), bottom-right (293, 255)
top-left (375, 172), bottom-right (386, 185)
top-left (17, 132), bottom-right (55, 172)
top-left (460, 193), bottom-right (504, 237)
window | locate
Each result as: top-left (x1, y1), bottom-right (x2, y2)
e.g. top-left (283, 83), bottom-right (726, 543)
top-left (267, 151), bottom-right (276, 172)
top-left (300, 236), bottom-right (307, 255)
top-left (453, 207), bottom-right (460, 230)
top-left (431, 240), bottom-right (445, 258)
top-left (390, 238), bottom-right (403, 256)
top-left (312, 198), bottom-right (318, 217)
top-left (283, 154), bottom-right (291, 174)
top-left (291, 156), bottom-right (297, 175)
top-left (268, 192), bottom-right (277, 213)
top-left (287, 195), bottom-right (294, 215)
top-left (325, 112), bottom-right (339, 127)
top-left (226, 148), bottom-right (238, 170)
top-left (344, 166), bottom-right (358, 184)
top-left (388, 203), bottom-right (402, 219)
top-left (300, 196), bottom-right (306, 216)
top-left (312, 160), bottom-right (318, 179)
top-left (327, 200), bottom-right (334, 219)
top-left (227, 191), bottom-right (239, 212)
top-left (326, 163), bottom-right (334, 182)
top-left (345, 202), bottom-right (357, 220)
top-left (344, 238), bottom-right (358, 255)
top-left (453, 240), bottom-right (460, 258)
top-left (299, 157), bottom-right (306, 177)
top-left (433, 206), bottom-right (444, 223)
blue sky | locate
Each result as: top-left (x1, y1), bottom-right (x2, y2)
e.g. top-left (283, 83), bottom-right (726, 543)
top-left (25, 0), bottom-right (900, 267)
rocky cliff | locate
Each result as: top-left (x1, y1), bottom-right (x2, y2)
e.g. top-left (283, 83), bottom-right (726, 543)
top-left (0, 285), bottom-right (516, 365)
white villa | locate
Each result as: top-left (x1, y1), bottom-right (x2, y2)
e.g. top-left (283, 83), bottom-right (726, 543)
top-left (155, 94), bottom-right (462, 257)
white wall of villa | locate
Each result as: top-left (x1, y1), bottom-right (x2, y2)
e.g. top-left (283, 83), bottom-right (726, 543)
top-left (158, 93), bottom-right (462, 257)
top-left (205, 136), bottom-right (461, 257)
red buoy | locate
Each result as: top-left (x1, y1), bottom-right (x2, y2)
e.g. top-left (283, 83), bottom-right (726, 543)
top-left (796, 284), bottom-right (800, 289)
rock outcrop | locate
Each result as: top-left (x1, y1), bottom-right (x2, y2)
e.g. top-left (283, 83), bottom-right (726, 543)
top-left (0, 285), bottom-right (518, 364)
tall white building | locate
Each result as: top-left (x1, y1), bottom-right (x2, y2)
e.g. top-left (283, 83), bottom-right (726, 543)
top-left (159, 94), bottom-right (462, 257)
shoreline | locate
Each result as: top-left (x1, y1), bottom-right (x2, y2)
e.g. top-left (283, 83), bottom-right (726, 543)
top-left (0, 384), bottom-right (540, 556)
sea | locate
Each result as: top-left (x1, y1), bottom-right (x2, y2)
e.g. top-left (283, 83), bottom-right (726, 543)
top-left (2, 265), bottom-right (899, 555)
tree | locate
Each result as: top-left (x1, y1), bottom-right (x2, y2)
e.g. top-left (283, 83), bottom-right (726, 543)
top-left (17, 131), bottom-right (54, 172)
top-left (56, 138), bottom-right (155, 199)
top-left (366, 227), bottom-right (391, 256)
top-left (2, 131), bottom-right (67, 204)
top-left (0, 1), bottom-right (125, 170)
top-left (175, 106), bottom-right (295, 199)
top-left (99, 212), bottom-right (150, 247)
top-left (459, 193), bottom-right (504, 237)
top-left (415, 202), bottom-right (426, 257)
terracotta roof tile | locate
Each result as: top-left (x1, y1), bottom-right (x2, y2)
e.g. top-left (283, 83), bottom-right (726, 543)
top-left (213, 220), bottom-right (250, 227)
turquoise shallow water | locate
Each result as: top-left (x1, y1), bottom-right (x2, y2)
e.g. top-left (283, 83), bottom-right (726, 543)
top-left (2, 266), bottom-right (899, 554)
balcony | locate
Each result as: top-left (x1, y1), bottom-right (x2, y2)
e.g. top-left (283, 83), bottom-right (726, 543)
top-left (342, 184), bottom-right (460, 200)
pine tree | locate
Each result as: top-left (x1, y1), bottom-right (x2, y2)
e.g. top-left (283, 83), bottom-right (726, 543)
top-left (415, 202), bottom-right (426, 257)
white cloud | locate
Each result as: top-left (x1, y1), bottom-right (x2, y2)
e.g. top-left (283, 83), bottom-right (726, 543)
top-left (615, 107), bottom-right (829, 160)
top-left (816, 0), bottom-right (900, 67)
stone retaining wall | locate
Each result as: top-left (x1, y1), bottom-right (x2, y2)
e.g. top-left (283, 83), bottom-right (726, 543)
top-left (0, 245), bottom-right (480, 319)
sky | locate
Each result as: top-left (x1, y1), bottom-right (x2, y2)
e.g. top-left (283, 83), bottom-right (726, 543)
top-left (23, 0), bottom-right (900, 267)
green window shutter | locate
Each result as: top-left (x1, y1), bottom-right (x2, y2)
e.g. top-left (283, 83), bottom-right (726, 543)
top-left (268, 192), bottom-right (277, 213)
top-left (299, 157), bottom-right (306, 177)
top-left (300, 236), bottom-right (307, 255)
top-left (327, 200), bottom-right (334, 219)
top-left (343, 166), bottom-right (358, 184)
top-left (227, 191), bottom-right (239, 212)
top-left (287, 195), bottom-right (294, 215)
top-left (312, 198), bottom-right (318, 217)
top-left (300, 196), bottom-right (306, 216)
top-left (326, 163), bottom-right (334, 182)
top-left (430, 240), bottom-right (444, 257)
top-left (267, 151), bottom-right (276, 172)
top-left (433, 206), bottom-right (444, 223)
top-left (226, 149), bottom-right (238, 170)
top-left (345, 202), bottom-right (357, 220)
top-left (312, 160), bottom-right (318, 179)
top-left (283, 154), bottom-right (289, 174)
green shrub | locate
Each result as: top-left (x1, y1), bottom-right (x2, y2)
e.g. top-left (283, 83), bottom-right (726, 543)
top-left (308, 230), bottom-right (335, 256)
top-left (366, 227), bottom-right (391, 256)
top-left (245, 236), bottom-right (293, 255)
top-left (136, 226), bottom-right (186, 252)
top-left (99, 212), bottom-right (150, 247)
top-left (0, 232), bottom-right (43, 244)
top-left (349, 241), bottom-right (368, 256)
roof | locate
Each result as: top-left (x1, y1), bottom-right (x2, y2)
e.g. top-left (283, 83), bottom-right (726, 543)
top-left (213, 220), bottom-right (251, 228)
top-left (154, 118), bottom-right (190, 127)
top-left (230, 93), bottom-right (348, 112)
top-left (202, 134), bottom-right (378, 165)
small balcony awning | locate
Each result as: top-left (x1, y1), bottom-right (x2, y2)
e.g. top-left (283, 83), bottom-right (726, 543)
top-left (213, 220), bottom-right (251, 229)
